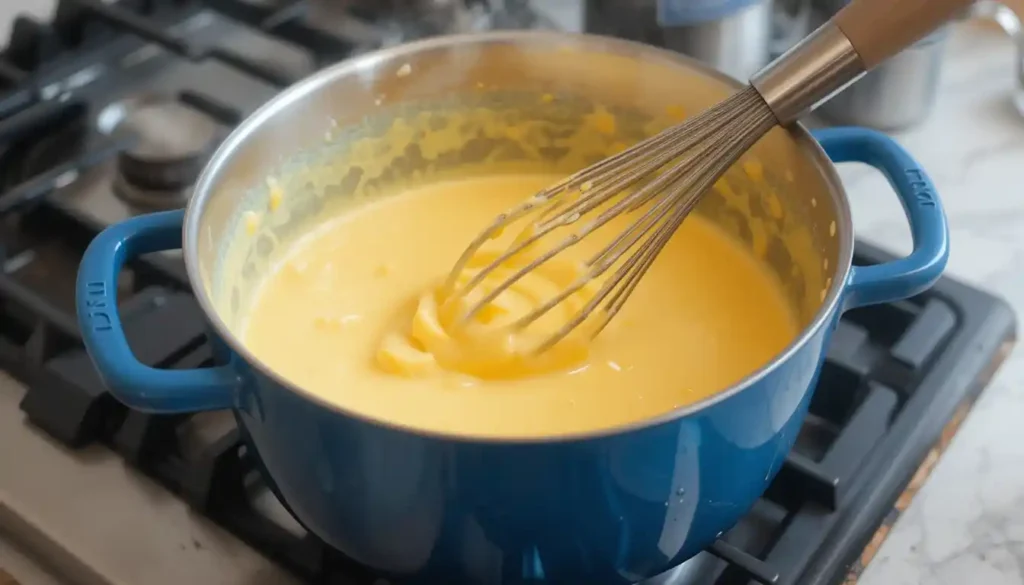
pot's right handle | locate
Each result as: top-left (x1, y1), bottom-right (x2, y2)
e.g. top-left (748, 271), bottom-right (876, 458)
top-left (76, 209), bottom-right (239, 413)
top-left (812, 127), bottom-right (949, 310)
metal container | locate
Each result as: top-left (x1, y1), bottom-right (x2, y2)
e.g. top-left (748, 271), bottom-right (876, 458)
top-left (75, 32), bottom-right (948, 585)
top-left (659, 0), bottom-right (775, 80)
top-left (813, 0), bottom-right (950, 130)
top-left (584, 0), bottom-right (774, 80)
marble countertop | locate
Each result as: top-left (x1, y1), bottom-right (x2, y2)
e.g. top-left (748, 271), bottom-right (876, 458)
top-left (0, 2), bottom-right (1022, 584)
top-left (842, 19), bottom-right (1024, 585)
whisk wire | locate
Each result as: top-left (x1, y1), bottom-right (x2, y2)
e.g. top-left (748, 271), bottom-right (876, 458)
top-left (511, 186), bottom-right (691, 332)
top-left (455, 129), bottom-right (716, 314)
top-left (447, 86), bottom-right (780, 353)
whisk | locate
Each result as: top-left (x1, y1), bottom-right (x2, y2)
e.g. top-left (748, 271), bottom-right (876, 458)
top-left (444, 0), bottom-right (971, 353)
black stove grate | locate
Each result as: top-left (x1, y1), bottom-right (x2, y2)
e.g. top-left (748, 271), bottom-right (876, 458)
top-left (14, 242), bottom-right (1016, 585)
top-left (0, 2), bottom-right (1016, 585)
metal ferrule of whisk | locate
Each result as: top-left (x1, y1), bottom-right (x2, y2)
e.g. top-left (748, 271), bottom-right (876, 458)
top-left (750, 22), bottom-right (868, 125)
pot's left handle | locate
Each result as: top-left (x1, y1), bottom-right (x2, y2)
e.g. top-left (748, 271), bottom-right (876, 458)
top-left (76, 209), bottom-right (239, 413)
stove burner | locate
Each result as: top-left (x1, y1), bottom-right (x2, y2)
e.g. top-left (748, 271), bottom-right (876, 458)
top-left (102, 95), bottom-right (220, 209)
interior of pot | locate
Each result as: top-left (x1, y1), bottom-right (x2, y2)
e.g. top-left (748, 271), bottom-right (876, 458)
top-left (189, 32), bottom-right (845, 356)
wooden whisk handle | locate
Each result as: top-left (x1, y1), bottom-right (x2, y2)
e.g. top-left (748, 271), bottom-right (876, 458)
top-left (834, 0), bottom-right (974, 70)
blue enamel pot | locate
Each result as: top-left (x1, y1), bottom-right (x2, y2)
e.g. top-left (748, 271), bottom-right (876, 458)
top-left (75, 32), bottom-right (948, 585)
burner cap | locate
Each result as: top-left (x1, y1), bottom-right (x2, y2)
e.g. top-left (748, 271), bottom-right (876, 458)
top-left (106, 95), bottom-right (220, 195)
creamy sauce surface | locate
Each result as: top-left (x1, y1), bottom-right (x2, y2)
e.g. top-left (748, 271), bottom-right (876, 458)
top-left (242, 174), bottom-right (799, 438)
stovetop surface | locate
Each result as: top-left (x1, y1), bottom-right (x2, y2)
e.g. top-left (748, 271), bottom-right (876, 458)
top-left (0, 2), bottom-right (1016, 585)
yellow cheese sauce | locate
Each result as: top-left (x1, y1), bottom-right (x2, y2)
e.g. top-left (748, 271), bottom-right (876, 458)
top-left (241, 173), bottom-right (800, 438)
top-left (377, 225), bottom-right (602, 380)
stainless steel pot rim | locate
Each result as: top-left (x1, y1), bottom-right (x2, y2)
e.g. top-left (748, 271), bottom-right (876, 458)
top-left (183, 30), bottom-right (855, 444)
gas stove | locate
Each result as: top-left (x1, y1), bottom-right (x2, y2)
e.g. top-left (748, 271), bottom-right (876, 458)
top-left (0, 2), bottom-right (1016, 585)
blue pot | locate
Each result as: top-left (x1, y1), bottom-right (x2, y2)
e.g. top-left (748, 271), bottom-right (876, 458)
top-left (75, 33), bottom-right (948, 585)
